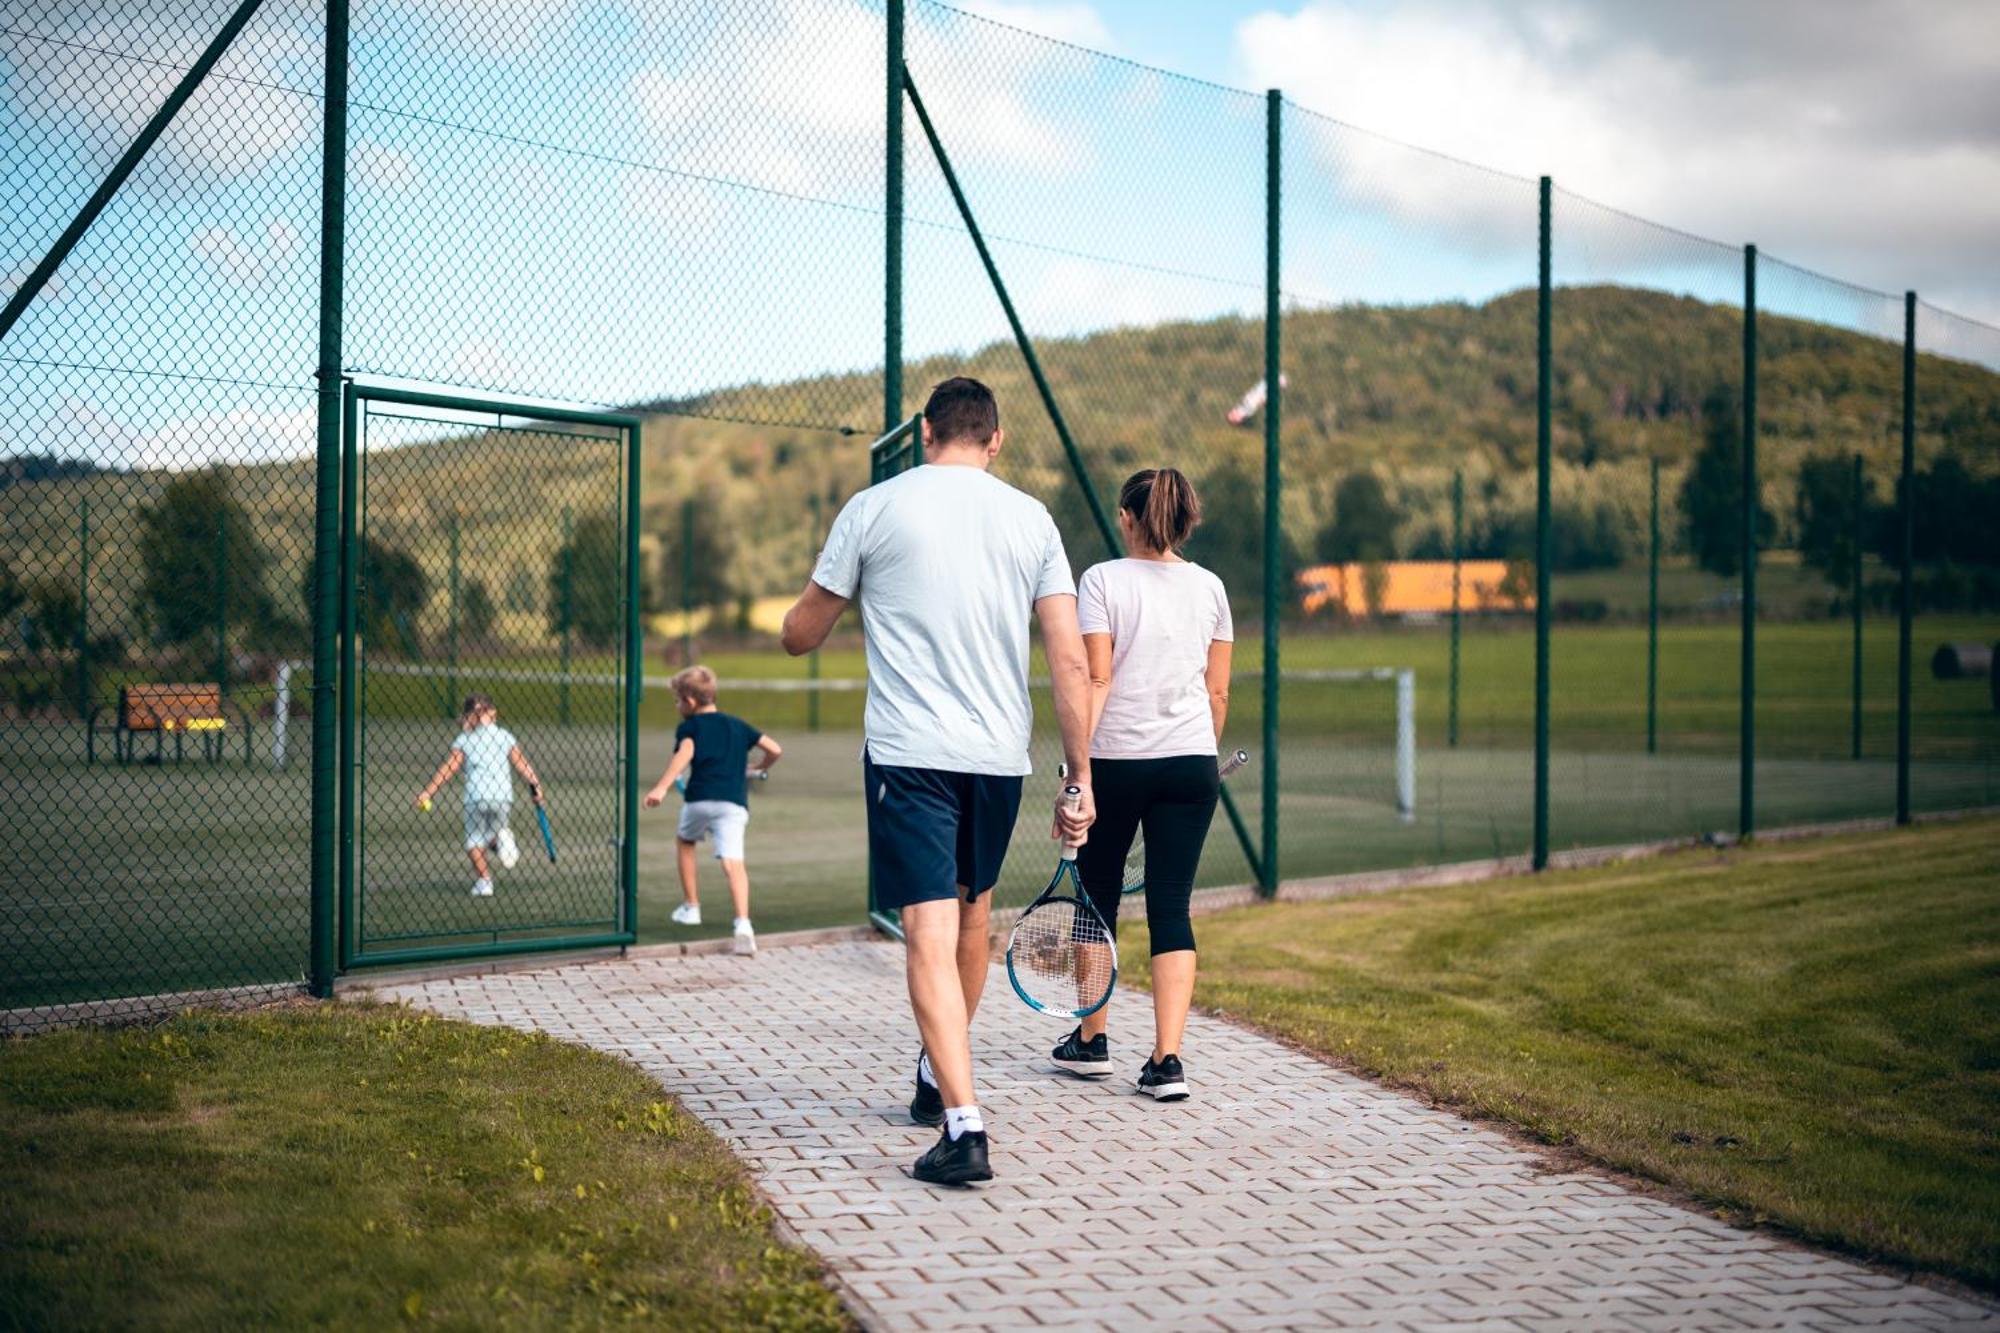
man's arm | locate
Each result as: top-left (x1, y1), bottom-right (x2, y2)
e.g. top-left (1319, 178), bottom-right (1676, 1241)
top-left (780, 580), bottom-right (849, 657)
top-left (1037, 592), bottom-right (1095, 843)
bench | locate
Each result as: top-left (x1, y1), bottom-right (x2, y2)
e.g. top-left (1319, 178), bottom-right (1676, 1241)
top-left (88, 684), bottom-right (252, 765)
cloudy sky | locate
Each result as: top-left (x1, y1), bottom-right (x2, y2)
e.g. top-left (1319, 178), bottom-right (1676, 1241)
top-left (4, 0), bottom-right (1997, 469)
top-left (996, 0), bottom-right (2000, 323)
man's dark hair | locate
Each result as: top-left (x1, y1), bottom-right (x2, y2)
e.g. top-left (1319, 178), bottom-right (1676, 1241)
top-left (923, 377), bottom-right (999, 446)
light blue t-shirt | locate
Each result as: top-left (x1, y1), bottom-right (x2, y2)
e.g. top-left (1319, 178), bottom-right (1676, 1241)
top-left (812, 463), bottom-right (1074, 776)
top-left (452, 722), bottom-right (519, 805)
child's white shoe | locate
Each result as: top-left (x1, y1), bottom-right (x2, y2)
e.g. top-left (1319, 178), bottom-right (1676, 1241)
top-left (471, 878), bottom-right (494, 897)
top-left (671, 902), bottom-right (701, 926)
top-left (732, 918), bottom-right (756, 956)
top-left (495, 827), bottom-right (519, 869)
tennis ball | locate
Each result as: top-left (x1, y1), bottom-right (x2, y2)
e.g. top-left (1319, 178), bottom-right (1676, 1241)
top-left (419, 797), bottom-right (432, 812)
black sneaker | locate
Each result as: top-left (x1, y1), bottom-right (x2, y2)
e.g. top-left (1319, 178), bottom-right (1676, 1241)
top-left (909, 1053), bottom-right (943, 1127)
top-left (912, 1128), bottom-right (992, 1185)
top-left (1050, 1026), bottom-right (1111, 1078)
top-left (1136, 1053), bottom-right (1189, 1101)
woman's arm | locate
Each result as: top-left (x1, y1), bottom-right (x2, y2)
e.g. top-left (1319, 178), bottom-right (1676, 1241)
top-left (1083, 632), bottom-right (1113, 743)
top-left (1205, 639), bottom-right (1233, 743)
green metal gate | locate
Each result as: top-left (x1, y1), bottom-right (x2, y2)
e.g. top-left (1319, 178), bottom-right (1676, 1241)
top-left (339, 386), bottom-right (641, 967)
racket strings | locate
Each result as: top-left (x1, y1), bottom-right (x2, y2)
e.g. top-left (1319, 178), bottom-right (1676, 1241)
top-left (1011, 898), bottom-right (1115, 1012)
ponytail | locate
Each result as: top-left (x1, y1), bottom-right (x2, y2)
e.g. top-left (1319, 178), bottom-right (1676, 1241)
top-left (1118, 467), bottom-right (1201, 554)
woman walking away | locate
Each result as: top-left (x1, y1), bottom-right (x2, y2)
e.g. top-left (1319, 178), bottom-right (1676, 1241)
top-left (1053, 467), bottom-right (1232, 1101)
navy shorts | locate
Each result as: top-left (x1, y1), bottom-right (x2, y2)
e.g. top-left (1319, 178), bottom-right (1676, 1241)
top-left (864, 752), bottom-right (1024, 910)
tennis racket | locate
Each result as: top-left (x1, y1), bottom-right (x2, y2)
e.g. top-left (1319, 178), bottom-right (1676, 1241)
top-left (1006, 775), bottom-right (1118, 1019)
top-left (1122, 749), bottom-right (1250, 895)
top-left (531, 791), bottom-right (557, 863)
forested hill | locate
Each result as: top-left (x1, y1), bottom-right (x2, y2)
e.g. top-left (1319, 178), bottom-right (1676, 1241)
top-left (3, 286), bottom-right (1996, 651)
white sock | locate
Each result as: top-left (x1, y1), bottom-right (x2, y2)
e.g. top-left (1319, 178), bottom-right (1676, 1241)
top-left (917, 1051), bottom-right (937, 1088)
top-left (944, 1105), bottom-right (983, 1140)
top-left (733, 917), bottom-right (752, 931)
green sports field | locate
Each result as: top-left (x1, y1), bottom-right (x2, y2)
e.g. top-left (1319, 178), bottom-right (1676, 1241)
top-left (4, 615), bottom-right (1995, 1011)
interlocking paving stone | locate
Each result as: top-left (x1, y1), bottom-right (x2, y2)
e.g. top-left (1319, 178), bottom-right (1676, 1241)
top-left (378, 940), bottom-right (1998, 1332)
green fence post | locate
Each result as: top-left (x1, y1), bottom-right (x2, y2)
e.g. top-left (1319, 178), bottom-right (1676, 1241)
top-left (808, 490), bottom-right (823, 732)
top-left (680, 497), bottom-right (695, 664)
top-left (446, 510), bottom-right (460, 710)
top-left (1260, 88), bottom-right (1282, 898)
top-left (1647, 456), bottom-right (1659, 755)
top-left (1533, 176), bottom-right (1551, 871)
top-left (215, 509), bottom-right (228, 692)
top-left (622, 419), bottom-right (642, 941)
top-left (1448, 468), bottom-right (1461, 749)
top-left (1850, 452), bottom-right (1864, 761)
top-left (1739, 245), bottom-right (1757, 840)
top-left (1897, 291), bottom-right (1916, 824)
top-left (76, 497), bottom-right (90, 719)
top-left (559, 507), bottom-right (574, 726)
top-left (885, 0), bottom-right (903, 435)
top-left (313, 74), bottom-right (348, 971)
top-left (337, 384), bottom-right (358, 968)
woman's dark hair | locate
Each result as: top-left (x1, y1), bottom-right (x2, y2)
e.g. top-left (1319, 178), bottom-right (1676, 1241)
top-left (1118, 467), bottom-right (1201, 553)
top-left (460, 692), bottom-right (495, 719)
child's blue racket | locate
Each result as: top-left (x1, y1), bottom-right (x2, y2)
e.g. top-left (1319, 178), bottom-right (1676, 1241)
top-left (534, 801), bottom-right (557, 863)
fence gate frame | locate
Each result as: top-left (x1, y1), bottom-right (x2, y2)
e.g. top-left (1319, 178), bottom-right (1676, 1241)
top-left (337, 382), bottom-right (642, 970)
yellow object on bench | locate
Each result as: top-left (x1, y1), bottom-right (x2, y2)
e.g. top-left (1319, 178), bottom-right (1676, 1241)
top-left (121, 684), bottom-right (227, 734)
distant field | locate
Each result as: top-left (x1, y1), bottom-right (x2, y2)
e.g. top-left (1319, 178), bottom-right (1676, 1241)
top-left (4, 607), bottom-right (1995, 1011)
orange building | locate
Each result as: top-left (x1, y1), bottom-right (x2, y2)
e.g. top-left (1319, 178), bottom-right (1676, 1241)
top-left (1297, 560), bottom-right (1531, 619)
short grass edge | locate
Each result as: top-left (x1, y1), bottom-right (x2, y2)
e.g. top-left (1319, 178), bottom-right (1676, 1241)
top-left (1115, 816), bottom-right (2000, 1295)
top-left (0, 1001), bottom-right (852, 1331)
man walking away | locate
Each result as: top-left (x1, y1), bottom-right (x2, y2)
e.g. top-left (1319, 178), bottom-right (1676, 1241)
top-left (781, 376), bottom-right (1096, 1185)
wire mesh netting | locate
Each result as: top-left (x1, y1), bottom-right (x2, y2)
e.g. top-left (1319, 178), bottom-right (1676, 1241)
top-left (2, 0), bottom-right (325, 1026)
top-left (1546, 188), bottom-right (1745, 848)
top-left (1909, 303), bottom-right (2000, 813)
top-left (1277, 103), bottom-right (1541, 877)
top-left (5, 1), bottom-right (2000, 1026)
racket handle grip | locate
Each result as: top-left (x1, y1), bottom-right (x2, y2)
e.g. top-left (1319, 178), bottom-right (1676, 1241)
top-left (1060, 783), bottom-right (1084, 858)
top-left (1219, 748), bottom-right (1250, 779)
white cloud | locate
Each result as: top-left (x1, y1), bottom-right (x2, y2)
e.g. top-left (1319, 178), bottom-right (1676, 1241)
top-left (628, 0), bottom-right (1090, 207)
top-left (1, 15), bottom-right (315, 188)
top-left (353, 143), bottom-right (420, 193)
top-left (955, 2), bottom-right (1113, 48)
top-left (1233, 0), bottom-right (2000, 321)
top-left (62, 399), bottom-right (316, 472)
top-left (190, 220), bottom-right (302, 286)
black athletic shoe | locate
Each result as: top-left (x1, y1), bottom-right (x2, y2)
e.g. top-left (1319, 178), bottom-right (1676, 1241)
top-left (1136, 1053), bottom-right (1189, 1101)
top-left (1050, 1026), bottom-right (1111, 1078)
top-left (909, 1054), bottom-right (943, 1127)
top-left (912, 1128), bottom-right (992, 1185)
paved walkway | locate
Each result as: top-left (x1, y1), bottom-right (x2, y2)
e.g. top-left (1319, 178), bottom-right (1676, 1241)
top-left (379, 942), bottom-right (1996, 1332)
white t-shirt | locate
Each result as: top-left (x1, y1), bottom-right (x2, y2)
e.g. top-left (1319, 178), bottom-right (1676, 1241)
top-left (1077, 558), bottom-right (1232, 760)
top-left (452, 722), bottom-right (519, 805)
top-left (813, 464), bottom-right (1074, 775)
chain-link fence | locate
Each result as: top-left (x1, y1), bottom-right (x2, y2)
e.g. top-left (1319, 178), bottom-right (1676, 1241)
top-left (5, 0), bottom-right (1997, 1024)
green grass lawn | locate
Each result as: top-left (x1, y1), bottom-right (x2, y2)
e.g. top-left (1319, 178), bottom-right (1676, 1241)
top-left (0, 1004), bottom-right (850, 1331)
top-left (1114, 815), bottom-right (2000, 1291)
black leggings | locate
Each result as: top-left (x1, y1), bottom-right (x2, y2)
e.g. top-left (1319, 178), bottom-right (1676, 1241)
top-left (1074, 755), bottom-right (1219, 956)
